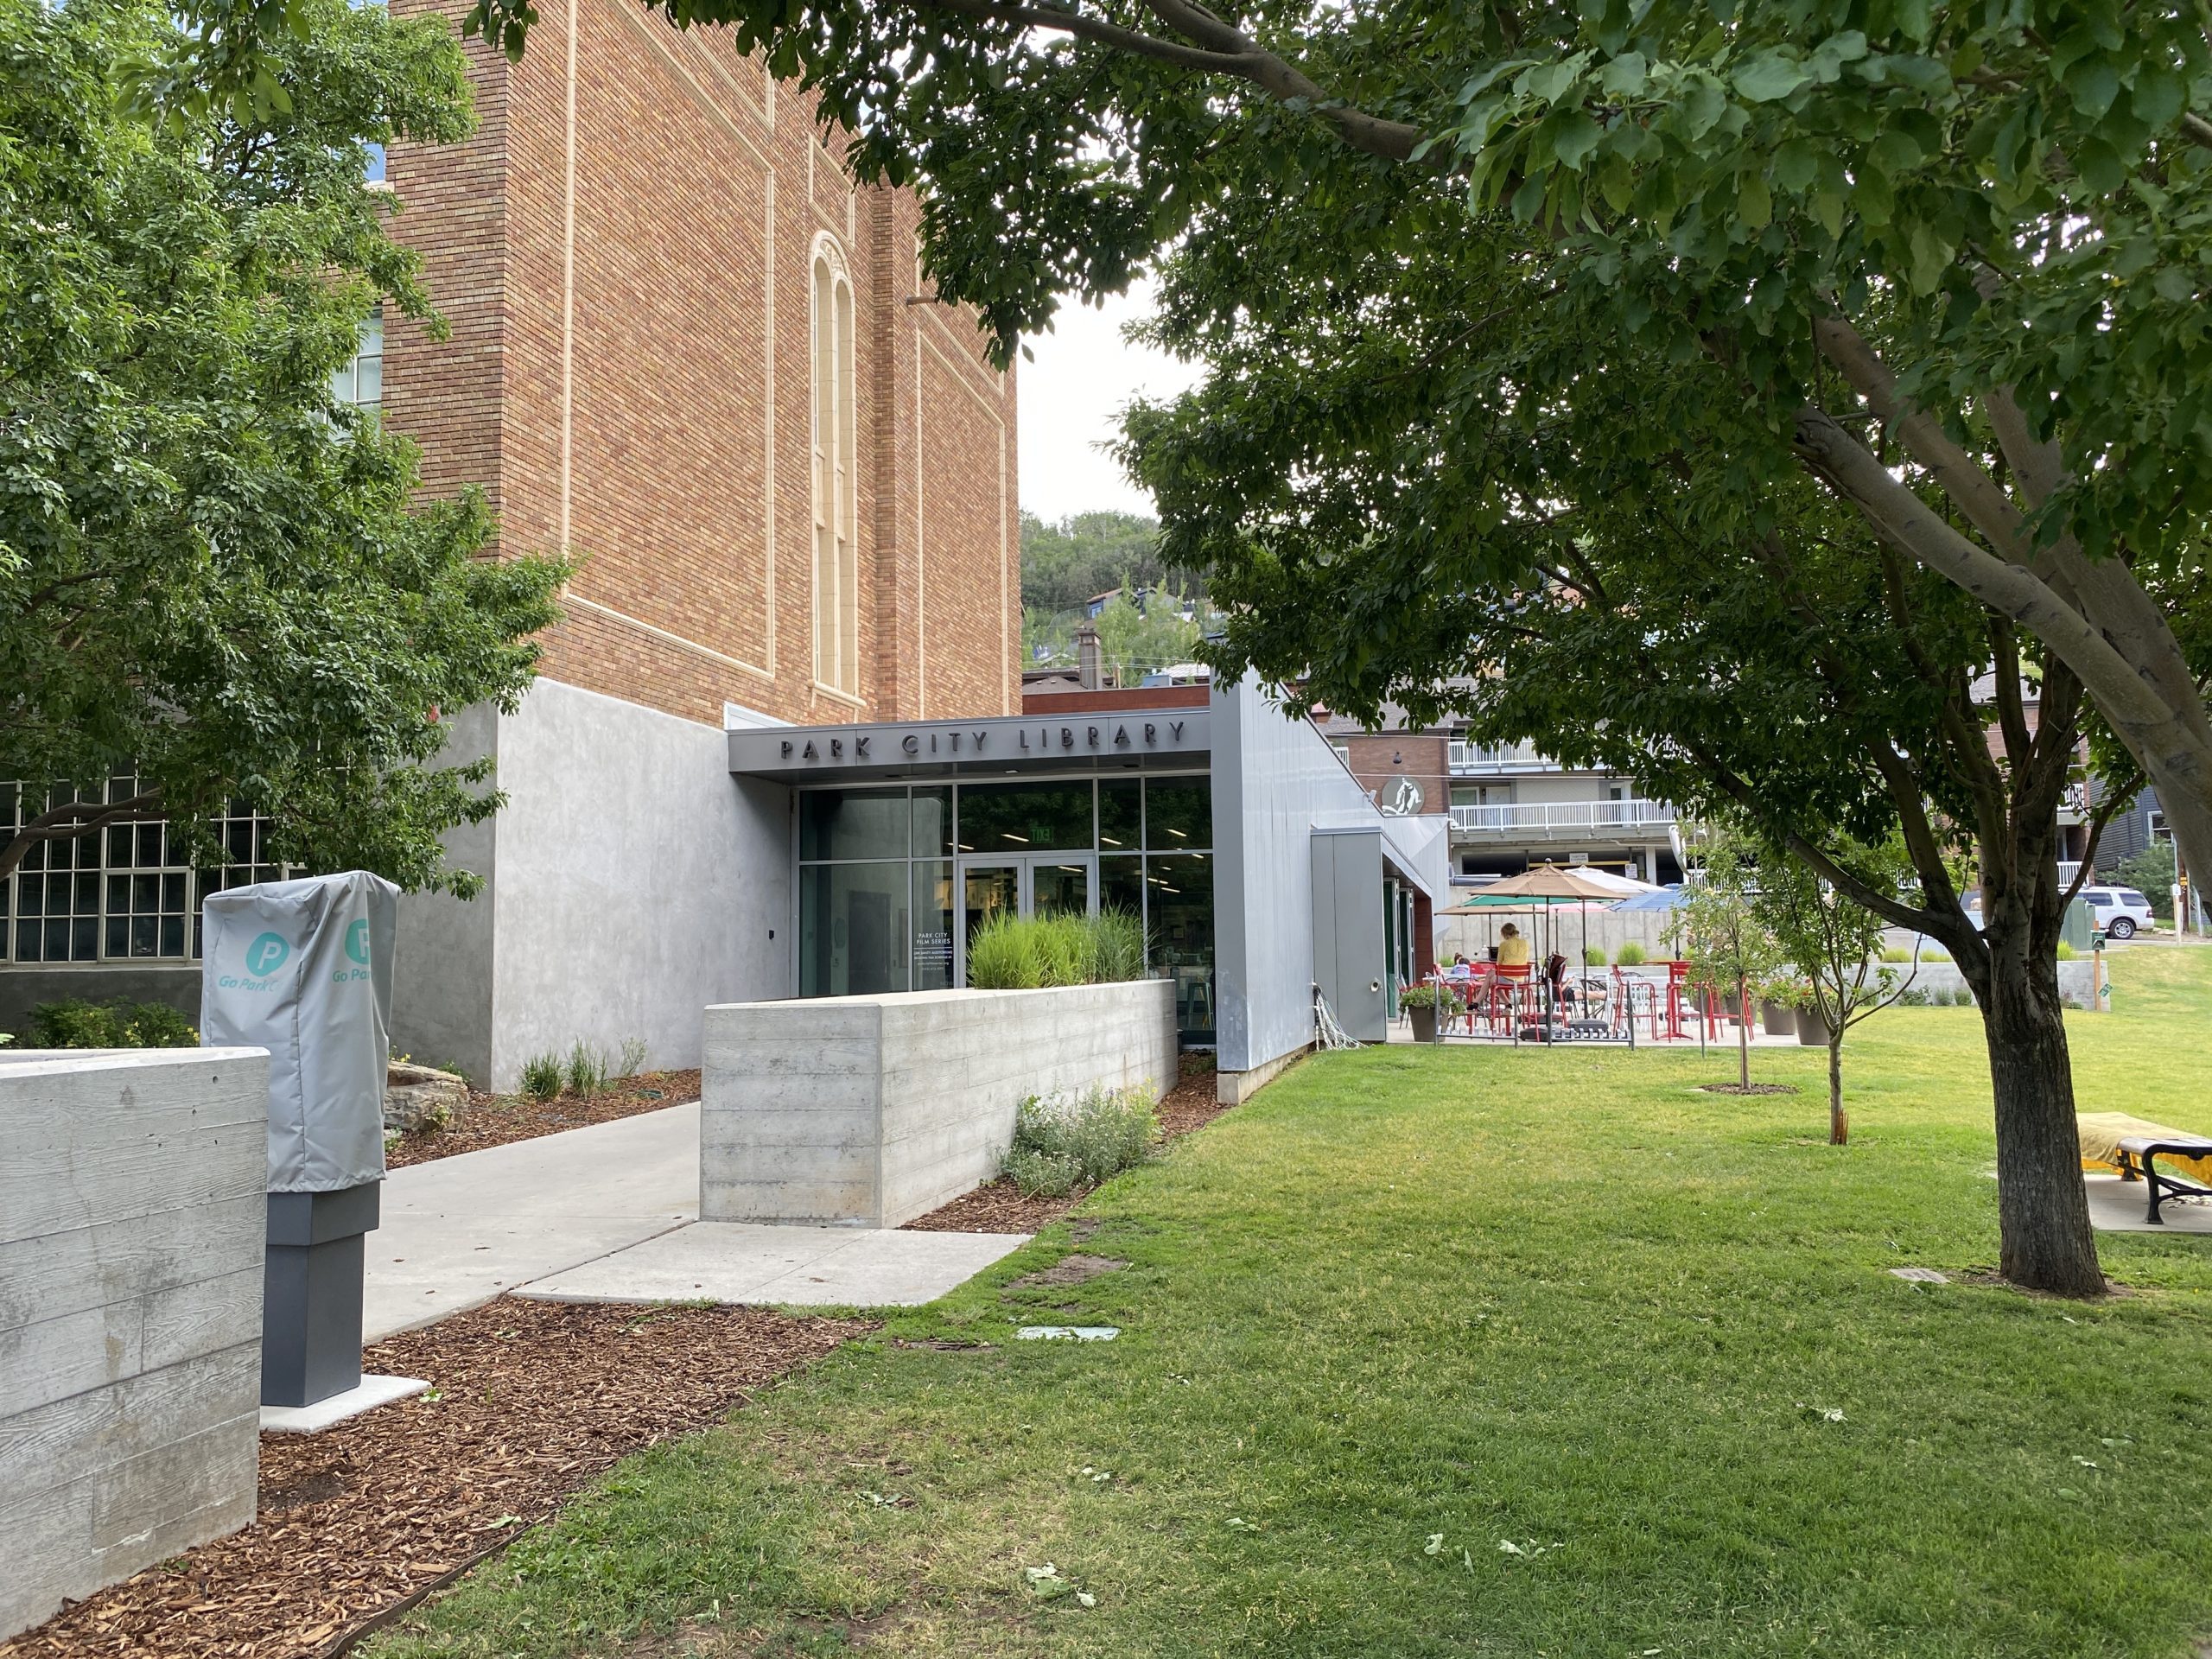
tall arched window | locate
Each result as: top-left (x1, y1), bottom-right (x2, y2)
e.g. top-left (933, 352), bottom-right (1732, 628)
top-left (810, 237), bottom-right (858, 695)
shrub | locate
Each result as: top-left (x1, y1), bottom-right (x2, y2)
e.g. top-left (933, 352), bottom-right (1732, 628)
top-left (1033, 912), bottom-right (1090, 987)
top-left (1615, 942), bottom-right (1648, 966)
top-left (26, 998), bottom-right (198, 1049)
top-left (1086, 908), bottom-right (1148, 982)
top-left (1584, 945), bottom-right (1608, 966)
top-left (2056, 940), bottom-right (2076, 962)
top-left (616, 1036), bottom-right (649, 1077)
top-left (1001, 1084), bottom-right (1158, 1198)
top-left (1397, 982), bottom-right (1465, 1014)
top-left (1953, 986), bottom-right (1977, 1007)
top-left (1878, 944), bottom-right (1911, 963)
top-left (564, 1041), bottom-right (609, 1097)
top-left (1921, 949), bottom-right (1951, 963)
top-left (966, 912), bottom-right (1043, 988)
top-left (966, 912), bottom-right (1151, 990)
top-left (519, 1052), bottom-right (563, 1100)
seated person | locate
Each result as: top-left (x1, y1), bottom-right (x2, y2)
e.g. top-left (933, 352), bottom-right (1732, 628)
top-left (1444, 954), bottom-right (1473, 979)
top-left (1496, 924), bottom-right (1532, 968)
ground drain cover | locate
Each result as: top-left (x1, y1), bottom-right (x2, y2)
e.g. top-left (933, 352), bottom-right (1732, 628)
top-left (1016, 1325), bottom-right (1120, 1342)
top-left (1889, 1267), bottom-right (1950, 1284)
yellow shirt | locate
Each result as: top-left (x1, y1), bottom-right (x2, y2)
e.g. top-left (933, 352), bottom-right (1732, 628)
top-left (1497, 936), bottom-right (1531, 967)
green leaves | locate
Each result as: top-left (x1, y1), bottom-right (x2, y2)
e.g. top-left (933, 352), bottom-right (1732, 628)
top-left (1732, 48), bottom-right (1809, 105)
top-left (1, 0), bottom-right (562, 893)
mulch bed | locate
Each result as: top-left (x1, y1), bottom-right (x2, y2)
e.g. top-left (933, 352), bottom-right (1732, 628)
top-left (384, 1071), bottom-right (702, 1170)
top-left (0, 1299), bottom-right (868, 1659)
top-left (1697, 1082), bottom-right (1802, 1095)
top-left (903, 1055), bottom-right (1230, 1234)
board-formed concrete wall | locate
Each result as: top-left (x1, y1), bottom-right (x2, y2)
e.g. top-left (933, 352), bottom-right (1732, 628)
top-left (702, 979), bottom-right (1178, 1228)
top-left (0, 1047), bottom-right (269, 1643)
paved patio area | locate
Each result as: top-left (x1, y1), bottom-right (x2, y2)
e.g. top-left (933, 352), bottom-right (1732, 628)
top-left (365, 1103), bottom-right (1028, 1338)
top-left (2084, 1171), bottom-right (2212, 1234)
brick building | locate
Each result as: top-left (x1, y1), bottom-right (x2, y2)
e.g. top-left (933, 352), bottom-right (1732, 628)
top-left (0, 1), bottom-right (1020, 1085)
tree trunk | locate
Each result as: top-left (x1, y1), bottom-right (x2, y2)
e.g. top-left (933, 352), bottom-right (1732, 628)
top-left (1969, 931), bottom-right (2105, 1296)
top-left (1737, 976), bottom-right (1750, 1090)
top-left (1827, 1033), bottom-right (1846, 1145)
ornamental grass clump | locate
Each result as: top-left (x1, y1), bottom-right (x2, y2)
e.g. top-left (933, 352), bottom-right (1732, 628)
top-left (965, 910), bottom-right (1150, 990)
top-left (1001, 1084), bottom-right (1159, 1198)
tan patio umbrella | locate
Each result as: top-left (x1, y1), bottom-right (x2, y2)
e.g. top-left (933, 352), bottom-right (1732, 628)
top-left (1449, 864), bottom-right (1624, 998)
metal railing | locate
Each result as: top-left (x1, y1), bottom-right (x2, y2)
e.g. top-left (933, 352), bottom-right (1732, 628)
top-left (1448, 798), bottom-right (1678, 837)
top-left (1447, 739), bottom-right (1559, 773)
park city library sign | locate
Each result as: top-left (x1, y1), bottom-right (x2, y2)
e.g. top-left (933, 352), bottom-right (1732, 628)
top-left (727, 708), bottom-right (1213, 780)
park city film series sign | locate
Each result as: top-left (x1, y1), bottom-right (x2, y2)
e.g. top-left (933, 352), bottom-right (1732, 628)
top-left (729, 710), bottom-right (1211, 774)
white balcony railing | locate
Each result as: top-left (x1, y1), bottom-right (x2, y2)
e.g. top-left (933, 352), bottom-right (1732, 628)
top-left (1447, 739), bottom-right (1560, 774)
top-left (1449, 799), bottom-right (1678, 838)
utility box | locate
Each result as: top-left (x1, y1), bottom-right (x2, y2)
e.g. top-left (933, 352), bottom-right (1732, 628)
top-left (1311, 828), bottom-right (1387, 1043)
top-left (200, 872), bottom-right (398, 1409)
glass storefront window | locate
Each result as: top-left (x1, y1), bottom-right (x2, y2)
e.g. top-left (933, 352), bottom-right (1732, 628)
top-left (956, 780), bottom-right (1094, 853)
top-left (912, 860), bottom-right (953, 990)
top-left (912, 788), bottom-right (952, 857)
top-left (1146, 779), bottom-right (1211, 850)
top-left (1148, 850), bottom-right (1215, 1040)
top-left (799, 861), bottom-right (910, 995)
top-left (1098, 855), bottom-right (1145, 927)
top-left (799, 789), bottom-right (910, 861)
top-left (1098, 779), bottom-right (1142, 851)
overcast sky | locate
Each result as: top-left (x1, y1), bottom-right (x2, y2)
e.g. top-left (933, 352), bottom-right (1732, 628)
top-left (1016, 280), bottom-right (1204, 525)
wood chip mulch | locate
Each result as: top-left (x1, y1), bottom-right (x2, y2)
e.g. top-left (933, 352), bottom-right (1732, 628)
top-left (902, 1056), bottom-right (1230, 1234)
top-left (0, 1298), bottom-right (869, 1659)
top-left (1695, 1082), bottom-right (1803, 1095)
top-left (384, 1071), bottom-right (702, 1170)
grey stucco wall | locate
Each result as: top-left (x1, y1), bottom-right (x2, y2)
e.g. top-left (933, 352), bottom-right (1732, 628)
top-left (1214, 676), bottom-right (1417, 1076)
top-left (0, 1048), bottom-right (268, 1643)
top-left (476, 678), bottom-right (791, 1091)
top-left (701, 979), bottom-right (1179, 1227)
top-left (389, 701), bottom-right (499, 1083)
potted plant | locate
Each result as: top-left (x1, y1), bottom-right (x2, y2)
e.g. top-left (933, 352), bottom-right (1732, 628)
top-left (1758, 977), bottom-right (1799, 1038)
top-left (1398, 982), bottom-right (1464, 1043)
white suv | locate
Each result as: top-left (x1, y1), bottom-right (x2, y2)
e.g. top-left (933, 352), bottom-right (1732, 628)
top-left (2080, 886), bottom-right (2157, 939)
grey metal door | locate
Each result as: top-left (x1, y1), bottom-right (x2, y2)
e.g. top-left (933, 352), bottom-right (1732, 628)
top-left (1311, 829), bottom-right (1388, 1042)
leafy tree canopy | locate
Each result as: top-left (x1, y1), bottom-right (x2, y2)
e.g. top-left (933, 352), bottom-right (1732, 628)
top-left (1020, 510), bottom-right (1168, 615)
top-left (0, 0), bottom-right (565, 893)
top-left (315, 0), bottom-right (2212, 893)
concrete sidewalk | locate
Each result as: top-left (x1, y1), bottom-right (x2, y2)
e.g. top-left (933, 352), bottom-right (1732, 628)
top-left (365, 1104), bottom-right (698, 1340)
top-left (514, 1222), bottom-right (1031, 1308)
top-left (364, 1103), bottom-right (1032, 1338)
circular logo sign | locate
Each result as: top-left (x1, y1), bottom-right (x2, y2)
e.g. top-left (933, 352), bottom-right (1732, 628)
top-left (246, 932), bottom-right (291, 976)
top-left (345, 918), bottom-right (371, 965)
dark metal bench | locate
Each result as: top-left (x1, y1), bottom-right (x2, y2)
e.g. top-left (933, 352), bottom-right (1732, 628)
top-left (2114, 1135), bottom-right (2212, 1224)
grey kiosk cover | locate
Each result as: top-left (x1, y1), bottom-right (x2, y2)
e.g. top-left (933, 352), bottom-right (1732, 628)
top-left (201, 871), bottom-right (398, 1192)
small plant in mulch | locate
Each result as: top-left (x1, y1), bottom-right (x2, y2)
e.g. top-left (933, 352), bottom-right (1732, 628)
top-left (519, 1050), bottom-right (563, 1100)
top-left (1002, 1084), bottom-right (1159, 1198)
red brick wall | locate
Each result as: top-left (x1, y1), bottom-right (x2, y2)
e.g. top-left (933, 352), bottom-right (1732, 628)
top-left (1345, 734), bottom-right (1447, 817)
top-left (384, 0), bottom-right (1018, 728)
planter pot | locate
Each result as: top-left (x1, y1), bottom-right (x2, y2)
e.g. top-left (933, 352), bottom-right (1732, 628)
top-left (1796, 1007), bottom-right (1833, 1046)
top-left (1759, 1001), bottom-right (1796, 1037)
top-left (1720, 991), bottom-right (1744, 1018)
top-left (1408, 1004), bottom-right (1439, 1044)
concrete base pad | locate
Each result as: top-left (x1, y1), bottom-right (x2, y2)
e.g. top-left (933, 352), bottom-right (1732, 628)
top-left (2086, 1172), bottom-right (2212, 1234)
top-left (260, 1373), bottom-right (429, 1434)
top-left (512, 1222), bottom-right (1030, 1308)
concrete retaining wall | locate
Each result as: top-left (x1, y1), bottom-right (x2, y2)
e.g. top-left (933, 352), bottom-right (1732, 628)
top-left (1886, 957), bottom-right (2105, 1008)
top-left (702, 979), bottom-right (1178, 1228)
top-left (0, 1048), bottom-right (268, 1643)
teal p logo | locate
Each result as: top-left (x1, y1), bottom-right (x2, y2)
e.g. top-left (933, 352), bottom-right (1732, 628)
top-left (246, 932), bottom-right (290, 976)
top-left (345, 919), bottom-right (371, 966)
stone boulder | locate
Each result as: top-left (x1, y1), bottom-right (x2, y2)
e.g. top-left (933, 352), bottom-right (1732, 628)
top-left (384, 1061), bottom-right (467, 1135)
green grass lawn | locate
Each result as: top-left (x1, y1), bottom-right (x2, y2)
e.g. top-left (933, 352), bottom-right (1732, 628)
top-left (378, 946), bottom-right (2212, 1659)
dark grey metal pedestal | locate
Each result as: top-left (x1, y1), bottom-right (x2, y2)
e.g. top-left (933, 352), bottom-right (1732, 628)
top-left (262, 1181), bottom-right (380, 1408)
